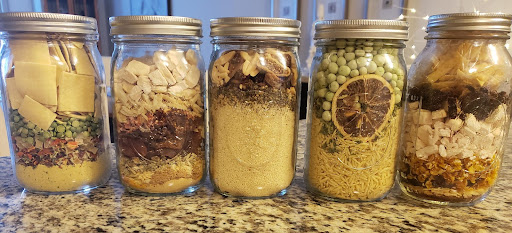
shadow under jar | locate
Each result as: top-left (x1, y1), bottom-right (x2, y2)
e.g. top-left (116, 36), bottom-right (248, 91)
top-left (0, 13), bottom-right (112, 193)
top-left (110, 16), bottom-right (206, 195)
top-left (208, 17), bottom-right (301, 198)
top-left (305, 20), bottom-right (409, 202)
top-left (398, 13), bottom-right (512, 206)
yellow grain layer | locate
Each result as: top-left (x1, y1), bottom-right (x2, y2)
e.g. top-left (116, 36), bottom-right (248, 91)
top-left (210, 99), bottom-right (296, 197)
top-left (15, 154), bottom-right (111, 192)
top-left (122, 177), bottom-right (202, 193)
top-left (307, 112), bottom-right (401, 200)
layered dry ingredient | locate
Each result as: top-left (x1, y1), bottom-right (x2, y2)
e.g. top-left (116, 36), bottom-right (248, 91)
top-left (114, 47), bottom-right (205, 193)
top-left (399, 41), bottom-right (511, 203)
top-left (209, 49), bottom-right (298, 197)
top-left (307, 39), bottom-right (405, 200)
top-left (5, 38), bottom-right (109, 192)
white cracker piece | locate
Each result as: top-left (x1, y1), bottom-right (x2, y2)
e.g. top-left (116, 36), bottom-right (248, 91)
top-left (152, 85), bottom-right (167, 93)
top-left (155, 61), bottom-right (176, 85)
top-left (168, 82), bottom-right (188, 95)
top-left (184, 66), bottom-right (200, 88)
top-left (122, 82), bottom-right (135, 93)
top-left (167, 49), bottom-right (186, 66)
top-left (128, 85), bottom-right (143, 102)
top-left (176, 62), bottom-right (189, 78)
top-left (117, 68), bottom-right (138, 84)
top-left (185, 49), bottom-right (197, 65)
top-left (125, 60), bottom-right (151, 76)
top-left (137, 76), bottom-right (152, 94)
top-left (148, 69), bottom-right (168, 86)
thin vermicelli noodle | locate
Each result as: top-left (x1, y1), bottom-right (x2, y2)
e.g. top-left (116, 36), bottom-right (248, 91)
top-left (308, 113), bottom-right (400, 200)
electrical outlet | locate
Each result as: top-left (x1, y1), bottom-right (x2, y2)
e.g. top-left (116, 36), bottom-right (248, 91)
top-left (382, 0), bottom-right (393, 9)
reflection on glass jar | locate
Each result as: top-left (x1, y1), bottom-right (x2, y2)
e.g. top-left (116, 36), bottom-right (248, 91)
top-left (110, 16), bottom-right (206, 194)
top-left (398, 13), bottom-right (512, 205)
top-left (305, 20), bottom-right (409, 201)
top-left (208, 17), bottom-right (301, 198)
top-left (0, 13), bottom-right (111, 193)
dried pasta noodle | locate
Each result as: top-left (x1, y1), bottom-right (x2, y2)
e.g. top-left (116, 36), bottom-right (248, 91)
top-left (308, 113), bottom-right (400, 200)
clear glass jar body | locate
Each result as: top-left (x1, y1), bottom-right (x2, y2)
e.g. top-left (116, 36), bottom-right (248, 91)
top-left (0, 32), bottom-right (112, 193)
top-left (398, 31), bottom-right (512, 205)
top-left (111, 35), bottom-right (206, 194)
top-left (305, 38), bottom-right (407, 201)
top-left (208, 37), bottom-right (301, 198)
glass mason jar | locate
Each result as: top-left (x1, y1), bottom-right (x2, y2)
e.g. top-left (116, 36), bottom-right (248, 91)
top-left (208, 17), bottom-right (301, 198)
top-left (110, 16), bottom-right (206, 194)
top-left (305, 20), bottom-right (409, 201)
top-left (398, 13), bottom-right (512, 206)
top-left (0, 13), bottom-right (111, 193)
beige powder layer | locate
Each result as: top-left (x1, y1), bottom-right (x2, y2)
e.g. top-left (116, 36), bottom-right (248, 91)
top-left (15, 154), bottom-right (111, 192)
top-left (210, 99), bottom-right (296, 197)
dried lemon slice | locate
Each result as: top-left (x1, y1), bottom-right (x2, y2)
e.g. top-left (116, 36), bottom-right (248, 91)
top-left (332, 74), bottom-right (394, 140)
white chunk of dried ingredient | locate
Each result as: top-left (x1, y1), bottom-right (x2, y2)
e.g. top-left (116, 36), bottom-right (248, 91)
top-left (152, 85), bottom-right (167, 93)
top-left (128, 85), bottom-right (143, 102)
top-left (137, 76), bottom-right (152, 94)
top-left (416, 145), bottom-right (438, 159)
top-left (167, 49), bottom-right (185, 66)
top-left (408, 101), bottom-right (419, 110)
top-left (418, 110), bottom-right (432, 125)
top-left (155, 61), bottom-right (175, 85)
top-left (148, 69), bottom-right (168, 86)
top-left (185, 66), bottom-right (200, 88)
top-left (465, 114), bottom-right (480, 132)
top-left (431, 109), bottom-right (447, 119)
top-left (445, 118), bottom-right (463, 132)
top-left (117, 68), bottom-right (138, 84)
top-left (439, 145), bottom-right (447, 157)
top-left (185, 49), bottom-right (197, 65)
top-left (125, 60), bottom-right (151, 76)
top-left (122, 82), bottom-right (135, 93)
top-left (169, 82), bottom-right (187, 95)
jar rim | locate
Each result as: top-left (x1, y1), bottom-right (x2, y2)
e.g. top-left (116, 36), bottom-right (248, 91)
top-left (210, 17), bottom-right (301, 38)
top-left (427, 12), bottom-right (512, 35)
top-left (314, 19), bottom-right (409, 40)
top-left (0, 12), bottom-right (97, 34)
top-left (109, 15), bottom-right (202, 37)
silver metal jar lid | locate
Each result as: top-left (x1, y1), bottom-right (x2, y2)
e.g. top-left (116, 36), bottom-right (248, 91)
top-left (314, 20), bottom-right (409, 40)
top-left (427, 12), bottom-right (512, 33)
top-left (109, 16), bottom-right (202, 37)
top-left (0, 12), bottom-right (97, 34)
top-left (210, 17), bottom-right (301, 38)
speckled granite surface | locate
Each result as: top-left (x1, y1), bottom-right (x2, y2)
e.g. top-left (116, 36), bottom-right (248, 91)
top-left (1, 121), bottom-right (511, 232)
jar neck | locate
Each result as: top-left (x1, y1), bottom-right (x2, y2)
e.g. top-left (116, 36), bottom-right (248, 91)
top-left (426, 30), bottom-right (510, 40)
top-left (112, 34), bottom-right (201, 44)
top-left (0, 31), bottom-right (98, 41)
top-left (211, 36), bottom-right (299, 47)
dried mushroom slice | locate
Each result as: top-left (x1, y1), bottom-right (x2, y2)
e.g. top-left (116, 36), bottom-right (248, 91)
top-left (332, 74), bottom-right (394, 140)
top-left (259, 53), bottom-right (291, 77)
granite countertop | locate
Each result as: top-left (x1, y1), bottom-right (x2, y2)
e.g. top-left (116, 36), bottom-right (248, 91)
top-left (1, 121), bottom-right (511, 232)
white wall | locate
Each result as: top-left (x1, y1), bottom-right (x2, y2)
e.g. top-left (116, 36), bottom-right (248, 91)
top-left (172, 0), bottom-right (272, 65)
top-left (0, 0), bottom-right (35, 12)
top-left (404, 0), bottom-right (512, 65)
